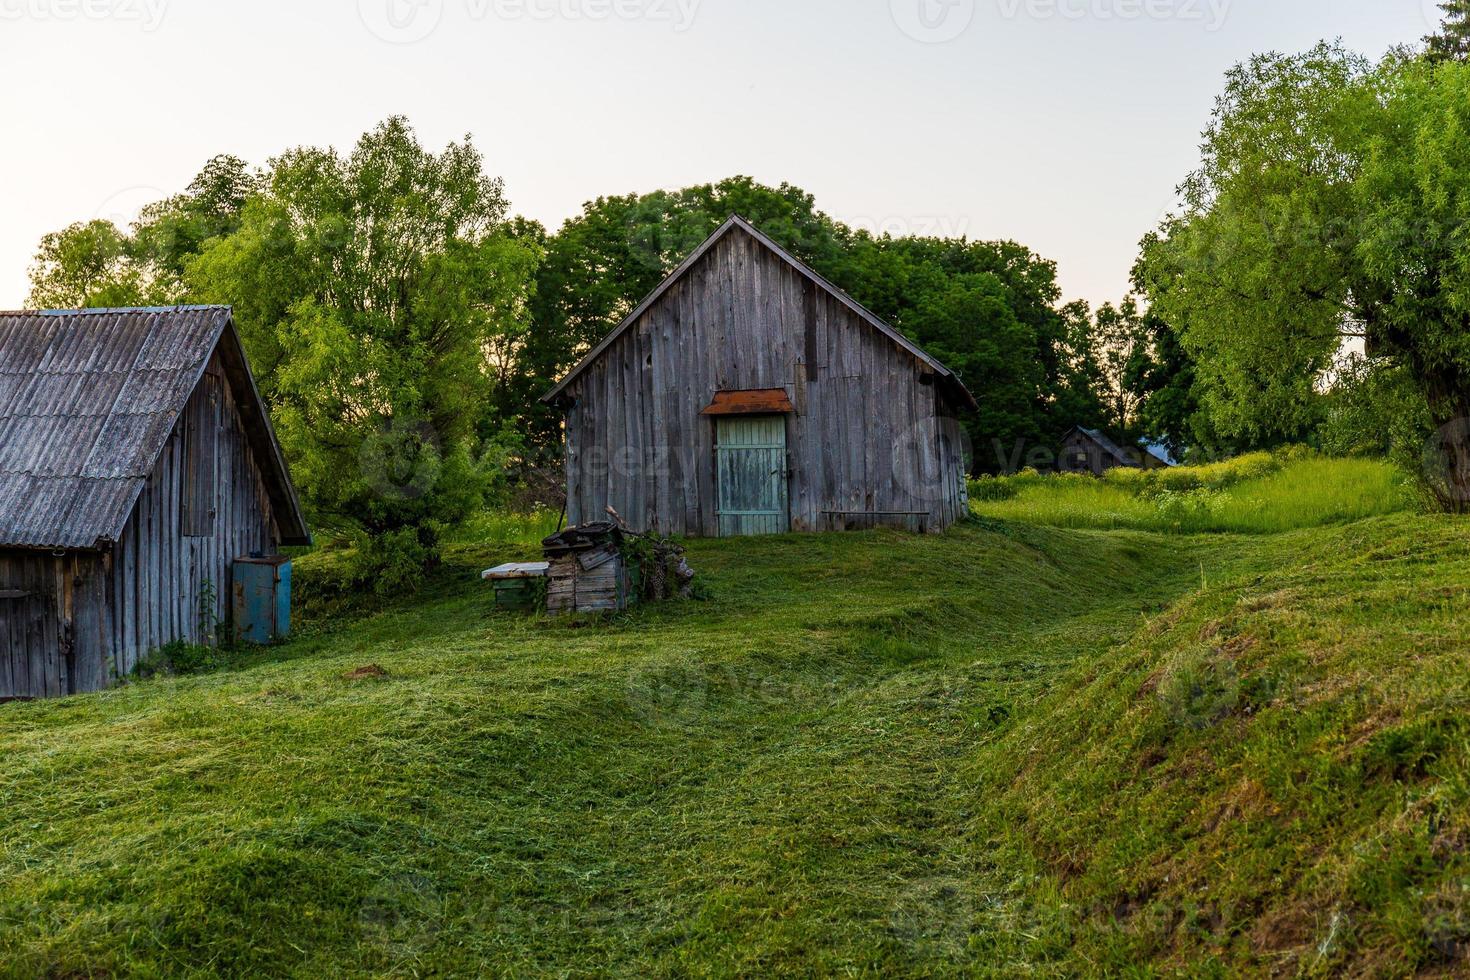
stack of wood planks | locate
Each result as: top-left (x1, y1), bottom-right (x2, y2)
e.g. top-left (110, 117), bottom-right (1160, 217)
top-left (541, 524), bottom-right (638, 615)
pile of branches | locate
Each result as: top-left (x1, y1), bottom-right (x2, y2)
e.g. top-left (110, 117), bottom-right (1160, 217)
top-left (605, 508), bottom-right (696, 602)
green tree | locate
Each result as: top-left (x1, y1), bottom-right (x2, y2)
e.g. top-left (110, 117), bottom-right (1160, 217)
top-left (26, 155), bottom-right (256, 309)
top-left (1088, 297), bottom-right (1151, 433)
top-left (27, 220), bottom-right (150, 309)
top-left (188, 118), bottom-right (538, 588)
top-left (1126, 311), bottom-right (1202, 461)
top-left (1127, 242), bottom-right (1205, 460)
top-left (1143, 43), bottom-right (1470, 507)
top-left (1426, 0), bottom-right (1470, 64)
top-left (906, 273), bottom-right (1044, 458)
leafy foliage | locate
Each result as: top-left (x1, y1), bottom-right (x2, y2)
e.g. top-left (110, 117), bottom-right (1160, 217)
top-left (186, 119), bottom-right (539, 591)
top-left (1425, 0), bottom-right (1470, 64)
top-left (26, 155), bottom-right (255, 309)
top-left (1139, 44), bottom-right (1470, 506)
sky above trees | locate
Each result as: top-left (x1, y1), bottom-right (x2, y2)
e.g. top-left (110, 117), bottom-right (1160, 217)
top-left (0, 0), bottom-right (1438, 311)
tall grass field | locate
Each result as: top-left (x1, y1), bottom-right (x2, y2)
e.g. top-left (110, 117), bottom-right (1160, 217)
top-left (3, 455), bottom-right (1467, 977)
top-left (970, 450), bottom-right (1413, 534)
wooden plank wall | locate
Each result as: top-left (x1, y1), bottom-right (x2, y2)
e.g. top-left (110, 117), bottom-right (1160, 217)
top-left (105, 354), bottom-right (281, 680)
top-left (0, 350), bottom-right (282, 698)
top-left (564, 225), bottom-right (968, 537)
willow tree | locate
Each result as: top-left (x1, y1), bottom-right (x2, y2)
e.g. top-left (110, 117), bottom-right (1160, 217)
top-left (1140, 44), bottom-right (1470, 508)
top-left (188, 119), bottom-right (539, 588)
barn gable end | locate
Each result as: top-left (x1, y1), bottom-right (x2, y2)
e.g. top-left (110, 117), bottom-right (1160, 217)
top-left (547, 217), bottom-right (973, 538)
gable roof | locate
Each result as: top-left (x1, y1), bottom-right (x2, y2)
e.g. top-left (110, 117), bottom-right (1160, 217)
top-left (0, 306), bottom-right (310, 550)
top-left (1071, 427), bottom-right (1141, 469)
top-left (543, 215), bottom-right (978, 410)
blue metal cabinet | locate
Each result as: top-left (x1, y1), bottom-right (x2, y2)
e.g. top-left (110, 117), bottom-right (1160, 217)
top-left (233, 555), bottom-right (292, 645)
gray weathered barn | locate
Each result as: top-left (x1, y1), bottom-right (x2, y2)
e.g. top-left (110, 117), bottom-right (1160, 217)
top-left (0, 307), bottom-right (309, 700)
top-left (544, 216), bottom-right (976, 537)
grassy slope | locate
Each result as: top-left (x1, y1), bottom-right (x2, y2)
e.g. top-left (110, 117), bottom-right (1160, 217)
top-left (1, 477), bottom-right (1466, 976)
top-left (970, 516), bottom-right (1470, 976)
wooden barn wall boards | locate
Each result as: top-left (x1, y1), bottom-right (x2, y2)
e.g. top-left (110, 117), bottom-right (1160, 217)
top-left (0, 307), bottom-right (308, 700)
top-left (545, 216), bottom-right (976, 538)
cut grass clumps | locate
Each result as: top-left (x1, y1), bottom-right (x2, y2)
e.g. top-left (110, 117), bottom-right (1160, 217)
top-left (972, 449), bottom-right (1415, 534)
top-left (968, 515), bottom-right (1470, 975)
top-left (0, 458), bottom-right (1464, 976)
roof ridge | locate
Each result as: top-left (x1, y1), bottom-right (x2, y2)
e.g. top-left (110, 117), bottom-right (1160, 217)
top-left (0, 305), bottom-right (231, 317)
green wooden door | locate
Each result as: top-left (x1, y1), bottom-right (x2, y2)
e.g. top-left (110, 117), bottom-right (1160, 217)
top-left (715, 416), bottom-right (789, 537)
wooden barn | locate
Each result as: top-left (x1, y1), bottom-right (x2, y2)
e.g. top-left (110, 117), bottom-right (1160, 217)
top-left (0, 307), bottom-right (309, 700)
top-left (544, 216), bottom-right (977, 537)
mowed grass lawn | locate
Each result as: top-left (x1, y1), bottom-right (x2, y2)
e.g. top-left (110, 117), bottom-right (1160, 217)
top-left (3, 458), bottom-right (1469, 976)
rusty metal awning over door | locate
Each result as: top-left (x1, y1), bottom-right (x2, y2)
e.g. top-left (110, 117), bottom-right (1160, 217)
top-left (700, 389), bottom-right (795, 416)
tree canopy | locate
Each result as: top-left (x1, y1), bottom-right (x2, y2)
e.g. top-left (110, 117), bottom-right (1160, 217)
top-left (1426, 0), bottom-right (1470, 64)
top-left (1136, 43), bottom-right (1470, 506)
top-left (185, 119), bottom-right (540, 589)
top-left (24, 125), bottom-right (1176, 576)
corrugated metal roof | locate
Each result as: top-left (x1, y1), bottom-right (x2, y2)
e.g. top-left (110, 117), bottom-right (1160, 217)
top-left (0, 307), bottom-right (309, 550)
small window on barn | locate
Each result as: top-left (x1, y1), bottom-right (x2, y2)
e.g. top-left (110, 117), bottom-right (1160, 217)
top-left (181, 379), bottom-right (218, 537)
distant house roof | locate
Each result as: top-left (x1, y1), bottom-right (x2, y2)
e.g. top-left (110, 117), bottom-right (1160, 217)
top-left (0, 306), bottom-right (309, 550)
top-left (1073, 427), bottom-right (1140, 469)
top-left (1142, 440), bottom-right (1178, 467)
top-left (543, 215), bottom-right (978, 411)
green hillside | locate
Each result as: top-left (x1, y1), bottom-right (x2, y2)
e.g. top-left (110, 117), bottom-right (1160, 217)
top-left (2, 461), bottom-right (1466, 977)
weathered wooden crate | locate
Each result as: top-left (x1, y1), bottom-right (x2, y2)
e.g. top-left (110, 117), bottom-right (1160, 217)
top-left (545, 543), bottom-right (637, 616)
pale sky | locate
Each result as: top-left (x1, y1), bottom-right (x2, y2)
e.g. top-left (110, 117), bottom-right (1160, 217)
top-left (0, 0), bottom-right (1439, 310)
